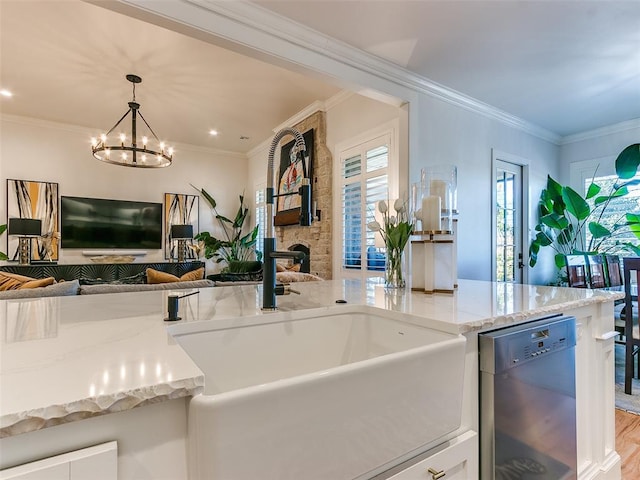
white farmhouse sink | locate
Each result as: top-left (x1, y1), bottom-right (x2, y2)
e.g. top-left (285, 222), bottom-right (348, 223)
top-left (168, 306), bottom-right (466, 480)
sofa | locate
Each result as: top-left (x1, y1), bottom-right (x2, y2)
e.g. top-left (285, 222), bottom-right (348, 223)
top-left (0, 264), bottom-right (214, 300)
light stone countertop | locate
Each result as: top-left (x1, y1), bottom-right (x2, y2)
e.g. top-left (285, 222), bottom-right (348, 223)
top-left (0, 278), bottom-right (623, 438)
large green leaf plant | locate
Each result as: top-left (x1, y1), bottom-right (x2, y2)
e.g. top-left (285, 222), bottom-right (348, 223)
top-left (529, 144), bottom-right (640, 269)
top-left (191, 186), bottom-right (261, 272)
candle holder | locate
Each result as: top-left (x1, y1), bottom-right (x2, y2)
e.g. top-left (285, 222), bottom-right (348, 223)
top-left (411, 166), bottom-right (458, 293)
top-left (423, 165), bottom-right (457, 231)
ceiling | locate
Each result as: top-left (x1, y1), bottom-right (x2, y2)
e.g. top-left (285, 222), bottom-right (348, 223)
top-left (0, 1), bottom-right (341, 154)
top-left (1, 1), bottom-right (639, 155)
top-left (255, 0), bottom-right (640, 138)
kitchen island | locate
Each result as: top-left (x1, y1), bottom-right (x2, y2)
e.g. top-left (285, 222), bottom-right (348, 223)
top-left (0, 279), bottom-right (623, 479)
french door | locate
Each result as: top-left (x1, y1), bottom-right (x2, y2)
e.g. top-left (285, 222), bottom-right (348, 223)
top-left (494, 158), bottom-right (525, 283)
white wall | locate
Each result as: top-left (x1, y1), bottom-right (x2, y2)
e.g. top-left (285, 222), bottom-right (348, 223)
top-left (561, 120), bottom-right (640, 188)
top-left (413, 95), bottom-right (560, 284)
top-left (0, 115), bottom-right (248, 272)
top-left (248, 91), bottom-right (561, 284)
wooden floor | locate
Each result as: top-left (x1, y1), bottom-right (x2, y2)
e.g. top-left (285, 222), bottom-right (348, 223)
top-left (616, 408), bottom-right (640, 479)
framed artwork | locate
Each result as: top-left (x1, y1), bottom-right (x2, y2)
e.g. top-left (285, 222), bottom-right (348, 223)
top-left (6, 179), bottom-right (59, 262)
top-left (164, 193), bottom-right (199, 260)
top-left (274, 128), bottom-right (314, 226)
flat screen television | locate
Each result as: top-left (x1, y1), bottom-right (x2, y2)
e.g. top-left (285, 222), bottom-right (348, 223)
top-left (60, 196), bottom-right (163, 249)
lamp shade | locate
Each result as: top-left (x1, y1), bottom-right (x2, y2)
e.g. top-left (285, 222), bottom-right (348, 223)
top-left (8, 218), bottom-right (42, 236)
top-left (171, 224), bottom-right (193, 239)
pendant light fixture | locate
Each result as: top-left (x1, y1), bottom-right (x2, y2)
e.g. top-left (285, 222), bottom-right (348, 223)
top-left (91, 74), bottom-right (173, 168)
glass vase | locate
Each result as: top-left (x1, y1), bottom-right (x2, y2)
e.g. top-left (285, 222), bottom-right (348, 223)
top-left (385, 246), bottom-right (406, 289)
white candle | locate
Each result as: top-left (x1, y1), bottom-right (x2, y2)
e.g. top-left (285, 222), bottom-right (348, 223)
top-left (422, 195), bottom-right (441, 231)
top-left (430, 179), bottom-right (447, 210)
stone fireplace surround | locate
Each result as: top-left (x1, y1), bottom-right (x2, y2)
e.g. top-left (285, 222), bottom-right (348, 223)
top-left (276, 110), bottom-right (332, 280)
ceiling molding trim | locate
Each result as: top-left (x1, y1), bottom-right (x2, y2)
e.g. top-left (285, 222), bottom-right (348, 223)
top-left (173, 0), bottom-right (561, 145)
top-left (1, 113), bottom-right (246, 159)
top-left (560, 118), bottom-right (640, 145)
top-left (324, 90), bottom-right (355, 111)
top-left (249, 90), bottom-right (355, 158)
top-left (272, 101), bottom-right (325, 133)
top-left (246, 139), bottom-right (270, 160)
top-left (1, 113), bottom-right (93, 136)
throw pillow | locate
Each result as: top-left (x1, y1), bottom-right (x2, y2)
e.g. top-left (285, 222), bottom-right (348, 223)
top-left (276, 263), bottom-right (286, 272)
top-left (113, 271), bottom-right (147, 285)
top-left (0, 271), bottom-right (55, 291)
top-left (0, 280), bottom-right (80, 299)
top-left (19, 277), bottom-right (56, 289)
top-left (180, 267), bottom-right (205, 282)
top-left (146, 268), bottom-right (180, 284)
top-left (146, 267), bottom-right (205, 284)
top-left (286, 263), bottom-right (301, 272)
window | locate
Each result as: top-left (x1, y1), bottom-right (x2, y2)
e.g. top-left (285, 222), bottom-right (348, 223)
top-left (255, 183), bottom-right (266, 256)
top-left (584, 173), bottom-right (640, 255)
top-left (339, 135), bottom-right (391, 273)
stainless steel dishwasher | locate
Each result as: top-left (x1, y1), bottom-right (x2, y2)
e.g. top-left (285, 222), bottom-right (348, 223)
top-left (479, 314), bottom-right (577, 480)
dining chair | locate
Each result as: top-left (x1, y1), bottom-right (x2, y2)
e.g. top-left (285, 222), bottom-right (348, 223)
top-left (605, 254), bottom-right (623, 288)
top-left (565, 254), bottom-right (589, 288)
top-left (606, 254), bottom-right (628, 339)
top-left (622, 257), bottom-right (640, 395)
top-left (586, 254), bottom-right (607, 288)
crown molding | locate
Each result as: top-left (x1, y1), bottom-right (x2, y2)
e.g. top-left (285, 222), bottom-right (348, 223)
top-left (272, 100), bottom-right (325, 133)
top-left (560, 118), bottom-right (640, 145)
top-left (174, 0), bottom-right (561, 144)
top-left (1, 113), bottom-right (246, 159)
top-left (324, 90), bottom-right (355, 111)
top-left (1, 113), bottom-right (91, 135)
top-left (247, 89), bottom-right (356, 158)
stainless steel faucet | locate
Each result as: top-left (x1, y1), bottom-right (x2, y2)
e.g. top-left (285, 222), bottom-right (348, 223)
top-left (262, 127), bottom-right (311, 310)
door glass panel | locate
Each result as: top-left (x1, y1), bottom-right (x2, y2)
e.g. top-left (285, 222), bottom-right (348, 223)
top-left (495, 162), bottom-right (522, 283)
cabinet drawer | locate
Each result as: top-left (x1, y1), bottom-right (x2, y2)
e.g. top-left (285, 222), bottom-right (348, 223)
top-left (0, 442), bottom-right (117, 480)
top-left (386, 431), bottom-right (478, 480)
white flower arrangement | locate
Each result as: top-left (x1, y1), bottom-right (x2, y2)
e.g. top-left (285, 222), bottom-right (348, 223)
top-left (367, 198), bottom-right (414, 288)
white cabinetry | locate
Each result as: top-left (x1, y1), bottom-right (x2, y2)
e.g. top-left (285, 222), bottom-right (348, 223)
top-left (378, 431), bottom-right (477, 479)
top-left (0, 442), bottom-right (116, 480)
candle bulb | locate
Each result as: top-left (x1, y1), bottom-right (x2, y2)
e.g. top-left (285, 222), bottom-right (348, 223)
top-left (430, 179), bottom-right (447, 210)
top-left (422, 195), bottom-right (441, 231)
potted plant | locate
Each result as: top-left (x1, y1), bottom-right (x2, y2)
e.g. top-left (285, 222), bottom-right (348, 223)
top-left (529, 144), bottom-right (640, 269)
top-left (191, 186), bottom-right (262, 274)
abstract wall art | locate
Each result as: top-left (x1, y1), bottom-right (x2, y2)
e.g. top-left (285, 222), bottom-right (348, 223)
top-left (164, 193), bottom-right (199, 260)
top-left (6, 179), bottom-right (59, 262)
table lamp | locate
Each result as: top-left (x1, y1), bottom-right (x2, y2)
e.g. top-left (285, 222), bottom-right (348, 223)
top-left (171, 224), bottom-right (193, 262)
top-left (8, 218), bottom-right (42, 265)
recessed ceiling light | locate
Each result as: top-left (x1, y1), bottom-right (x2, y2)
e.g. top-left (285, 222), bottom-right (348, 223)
top-left (209, 129), bottom-right (218, 136)
top-left (0, 89), bottom-right (13, 98)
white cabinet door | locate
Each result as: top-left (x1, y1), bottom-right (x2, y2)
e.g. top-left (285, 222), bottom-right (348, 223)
top-left (0, 442), bottom-right (117, 480)
top-left (385, 431), bottom-right (477, 480)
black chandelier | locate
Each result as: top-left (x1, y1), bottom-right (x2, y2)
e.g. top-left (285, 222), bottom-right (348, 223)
top-left (91, 74), bottom-right (173, 168)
